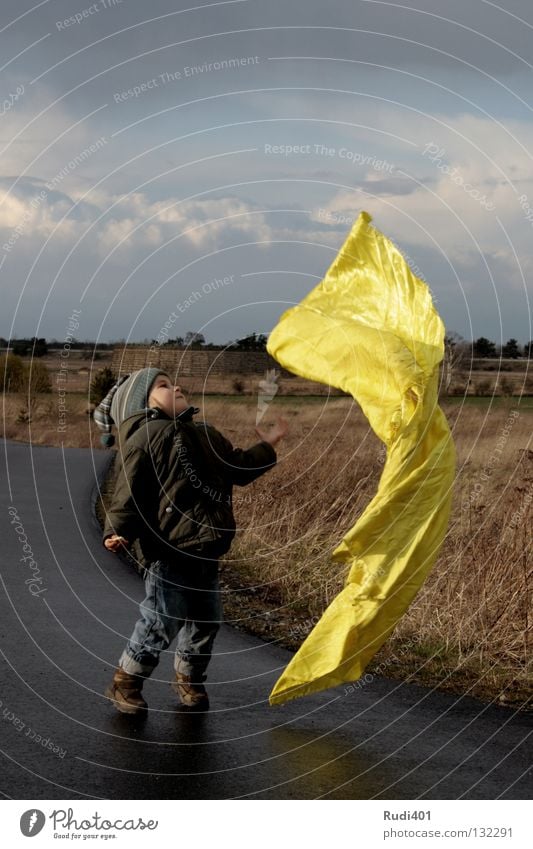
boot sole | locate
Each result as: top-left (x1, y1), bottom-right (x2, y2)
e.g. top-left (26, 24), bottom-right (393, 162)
top-left (104, 685), bottom-right (148, 715)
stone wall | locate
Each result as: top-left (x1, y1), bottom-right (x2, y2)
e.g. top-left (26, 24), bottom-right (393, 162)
top-left (109, 347), bottom-right (346, 396)
top-left (110, 347), bottom-right (293, 377)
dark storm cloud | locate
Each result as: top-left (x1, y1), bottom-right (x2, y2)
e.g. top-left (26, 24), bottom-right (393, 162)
top-left (3, 0), bottom-right (533, 100)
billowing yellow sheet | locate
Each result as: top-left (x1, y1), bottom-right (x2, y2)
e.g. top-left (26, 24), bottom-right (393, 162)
top-left (267, 211), bottom-right (456, 705)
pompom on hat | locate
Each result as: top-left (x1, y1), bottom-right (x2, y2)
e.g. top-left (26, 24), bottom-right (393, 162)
top-left (93, 367), bottom-right (170, 448)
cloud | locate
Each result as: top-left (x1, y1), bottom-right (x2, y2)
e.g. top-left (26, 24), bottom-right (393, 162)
top-left (95, 193), bottom-right (273, 255)
top-left (1, 0), bottom-right (532, 344)
top-left (0, 180), bottom-right (273, 261)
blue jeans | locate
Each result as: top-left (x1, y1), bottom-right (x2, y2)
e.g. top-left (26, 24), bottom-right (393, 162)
top-left (119, 549), bottom-right (222, 681)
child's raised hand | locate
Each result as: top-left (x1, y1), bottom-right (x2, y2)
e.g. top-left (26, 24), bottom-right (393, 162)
top-left (104, 534), bottom-right (130, 552)
top-left (255, 415), bottom-right (289, 447)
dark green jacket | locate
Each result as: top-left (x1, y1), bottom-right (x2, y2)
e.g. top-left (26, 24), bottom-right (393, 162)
top-left (103, 405), bottom-right (277, 564)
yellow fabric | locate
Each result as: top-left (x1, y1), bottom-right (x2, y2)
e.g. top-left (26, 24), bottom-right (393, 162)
top-left (267, 211), bottom-right (456, 706)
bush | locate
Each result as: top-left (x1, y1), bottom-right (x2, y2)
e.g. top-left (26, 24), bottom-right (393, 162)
top-left (25, 359), bottom-right (52, 393)
top-left (89, 367), bottom-right (116, 405)
top-left (475, 379), bottom-right (493, 396)
top-left (0, 353), bottom-right (26, 392)
top-left (448, 382), bottom-right (468, 396)
top-left (0, 354), bottom-right (52, 394)
top-left (499, 377), bottom-right (514, 397)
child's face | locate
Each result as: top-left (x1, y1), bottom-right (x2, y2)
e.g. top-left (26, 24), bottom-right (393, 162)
top-left (148, 374), bottom-right (189, 417)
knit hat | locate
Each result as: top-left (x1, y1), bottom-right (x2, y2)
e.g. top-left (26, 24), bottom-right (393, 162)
top-left (93, 367), bottom-right (196, 448)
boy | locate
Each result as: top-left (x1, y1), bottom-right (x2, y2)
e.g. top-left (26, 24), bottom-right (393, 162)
top-left (94, 367), bottom-right (288, 714)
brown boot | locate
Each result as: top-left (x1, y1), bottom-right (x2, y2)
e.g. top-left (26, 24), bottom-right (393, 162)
top-left (104, 667), bottom-right (148, 715)
top-left (172, 673), bottom-right (209, 709)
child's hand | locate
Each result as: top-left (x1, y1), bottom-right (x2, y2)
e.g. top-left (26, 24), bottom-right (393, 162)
top-left (255, 415), bottom-right (289, 447)
top-left (104, 535), bottom-right (130, 552)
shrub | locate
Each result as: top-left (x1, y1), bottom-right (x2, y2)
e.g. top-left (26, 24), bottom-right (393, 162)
top-left (0, 353), bottom-right (25, 392)
top-left (0, 354), bottom-right (52, 394)
top-left (448, 382), bottom-right (468, 396)
top-left (25, 359), bottom-right (52, 394)
top-left (499, 376), bottom-right (514, 397)
top-left (89, 367), bottom-right (116, 405)
top-left (475, 379), bottom-right (493, 396)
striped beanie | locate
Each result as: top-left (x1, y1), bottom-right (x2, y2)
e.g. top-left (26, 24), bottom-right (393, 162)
top-left (93, 367), bottom-right (169, 448)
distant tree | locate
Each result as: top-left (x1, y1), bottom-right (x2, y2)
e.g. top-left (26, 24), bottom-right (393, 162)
top-left (10, 337), bottom-right (48, 356)
top-left (473, 336), bottom-right (497, 358)
top-left (502, 338), bottom-right (521, 358)
top-left (231, 332), bottom-right (268, 351)
top-left (30, 337), bottom-right (48, 357)
top-left (524, 340), bottom-right (533, 358)
top-left (12, 339), bottom-right (30, 356)
top-left (183, 331), bottom-right (206, 349)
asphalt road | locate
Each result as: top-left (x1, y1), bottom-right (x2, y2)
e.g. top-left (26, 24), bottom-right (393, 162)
top-left (0, 438), bottom-right (531, 800)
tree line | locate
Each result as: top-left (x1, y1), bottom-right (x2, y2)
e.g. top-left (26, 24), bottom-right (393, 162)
top-left (1, 333), bottom-right (531, 358)
top-left (0, 332), bottom-right (270, 354)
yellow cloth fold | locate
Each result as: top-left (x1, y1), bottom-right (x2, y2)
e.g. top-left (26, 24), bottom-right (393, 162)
top-left (267, 211), bottom-right (456, 706)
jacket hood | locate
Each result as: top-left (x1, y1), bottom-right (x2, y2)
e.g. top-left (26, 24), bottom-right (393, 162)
top-left (117, 404), bottom-right (200, 444)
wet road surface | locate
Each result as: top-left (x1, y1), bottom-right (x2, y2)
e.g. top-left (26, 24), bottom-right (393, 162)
top-left (1, 439), bottom-right (531, 799)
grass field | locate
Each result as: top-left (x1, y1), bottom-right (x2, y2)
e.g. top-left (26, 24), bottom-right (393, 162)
top-left (3, 389), bottom-right (532, 709)
top-left (207, 396), bottom-right (532, 710)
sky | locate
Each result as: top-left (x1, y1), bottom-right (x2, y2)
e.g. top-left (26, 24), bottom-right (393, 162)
top-left (1, 0), bottom-right (532, 347)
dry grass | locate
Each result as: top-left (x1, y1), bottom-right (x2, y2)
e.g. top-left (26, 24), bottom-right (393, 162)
top-left (205, 396), bottom-right (533, 709)
top-left (3, 389), bottom-right (532, 708)
top-left (1, 392), bottom-right (98, 447)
